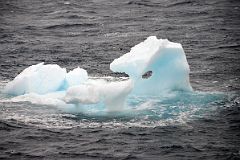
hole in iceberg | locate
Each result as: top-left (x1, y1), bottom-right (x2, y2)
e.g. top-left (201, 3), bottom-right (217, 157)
top-left (142, 71), bottom-right (152, 79)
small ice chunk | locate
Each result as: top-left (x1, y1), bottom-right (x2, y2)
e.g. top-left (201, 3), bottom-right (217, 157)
top-left (64, 79), bottom-right (133, 111)
top-left (4, 63), bottom-right (66, 95)
top-left (100, 80), bottom-right (133, 111)
top-left (66, 67), bottom-right (88, 87)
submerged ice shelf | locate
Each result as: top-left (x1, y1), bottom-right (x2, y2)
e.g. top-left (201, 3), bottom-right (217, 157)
top-left (3, 36), bottom-right (192, 112)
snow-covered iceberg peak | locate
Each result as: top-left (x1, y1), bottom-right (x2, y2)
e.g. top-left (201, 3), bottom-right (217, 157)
top-left (110, 36), bottom-right (192, 95)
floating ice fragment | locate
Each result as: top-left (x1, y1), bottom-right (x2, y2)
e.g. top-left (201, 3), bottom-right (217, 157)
top-left (4, 63), bottom-right (66, 95)
top-left (3, 36), bottom-right (193, 112)
top-left (64, 79), bottom-right (133, 111)
top-left (66, 67), bottom-right (88, 87)
top-left (3, 63), bottom-right (89, 95)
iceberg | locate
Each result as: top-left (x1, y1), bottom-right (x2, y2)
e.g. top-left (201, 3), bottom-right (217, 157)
top-left (3, 36), bottom-right (192, 111)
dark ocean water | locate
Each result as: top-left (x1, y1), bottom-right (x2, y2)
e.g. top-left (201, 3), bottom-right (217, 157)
top-left (0, 0), bottom-right (240, 159)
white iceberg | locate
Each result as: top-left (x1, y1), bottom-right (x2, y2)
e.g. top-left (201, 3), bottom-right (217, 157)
top-left (3, 36), bottom-right (192, 111)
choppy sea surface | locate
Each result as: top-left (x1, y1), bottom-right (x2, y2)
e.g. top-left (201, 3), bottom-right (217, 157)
top-left (0, 0), bottom-right (240, 159)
